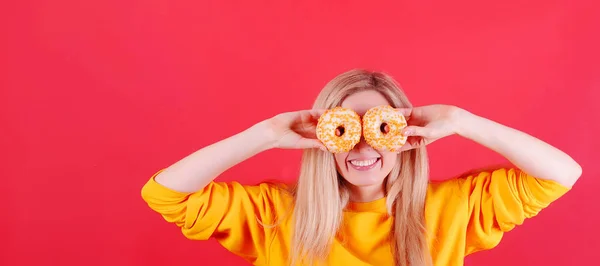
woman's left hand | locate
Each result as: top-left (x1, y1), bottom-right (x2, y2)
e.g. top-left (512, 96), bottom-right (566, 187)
top-left (395, 104), bottom-right (465, 151)
top-left (395, 104), bottom-right (581, 187)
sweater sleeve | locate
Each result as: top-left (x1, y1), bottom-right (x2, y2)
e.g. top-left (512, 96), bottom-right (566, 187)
top-left (140, 170), bottom-right (286, 264)
top-left (457, 168), bottom-right (571, 255)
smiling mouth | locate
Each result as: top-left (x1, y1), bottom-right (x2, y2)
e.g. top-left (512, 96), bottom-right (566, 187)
top-left (348, 158), bottom-right (381, 171)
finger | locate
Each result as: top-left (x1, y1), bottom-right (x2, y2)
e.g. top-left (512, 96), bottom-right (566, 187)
top-left (308, 109), bottom-right (327, 119)
top-left (297, 109), bottom-right (327, 124)
top-left (278, 109), bottom-right (325, 126)
top-left (398, 142), bottom-right (416, 152)
top-left (410, 106), bottom-right (423, 118)
top-left (296, 138), bottom-right (328, 151)
top-left (398, 141), bottom-right (418, 152)
top-left (398, 137), bottom-right (426, 151)
top-left (399, 136), bottom-right (442, 152)
top-left (395, 107), bottom-right (413, 117)
top-left (402, 126), bottom-right (433, 138)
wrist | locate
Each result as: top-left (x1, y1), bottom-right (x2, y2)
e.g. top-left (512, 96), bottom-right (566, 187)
top-left (451, 107), bottom-right (478, 137)
top-left (246, 120), bottom-right (278, 151)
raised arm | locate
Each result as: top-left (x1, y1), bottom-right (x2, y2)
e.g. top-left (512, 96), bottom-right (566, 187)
top-left (399, 105), bottom-right (582, 187)
top-left (401, 104), bottom-right (582, 254)
top-left (154, 109), bottom-right (327, 193)
top-left (452, 108), bottom-right (582, 187)
top-left (140, 109), bottom-right (326, 263)
top-left (154, 123), bottom-right (271, 193)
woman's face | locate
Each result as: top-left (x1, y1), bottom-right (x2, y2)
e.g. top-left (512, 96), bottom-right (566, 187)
top-left (334, 90), bottom-right (398, 190)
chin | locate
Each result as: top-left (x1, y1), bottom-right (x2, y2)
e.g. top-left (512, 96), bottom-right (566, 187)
top-left (344, 175), bottom-right (386, 187)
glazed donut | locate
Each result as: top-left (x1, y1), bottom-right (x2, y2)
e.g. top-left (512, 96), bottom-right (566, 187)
top-left (316, 107), bottom-right (362, 153)
top-left (362, 105), bottom-right (408, 152)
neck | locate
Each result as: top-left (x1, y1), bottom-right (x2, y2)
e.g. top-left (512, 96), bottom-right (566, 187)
top-left (348, 182), bottom-right (385, 202)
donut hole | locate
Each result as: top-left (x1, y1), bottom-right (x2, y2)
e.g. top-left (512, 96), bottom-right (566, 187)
top-left (380, 123), bottom-right (390, 134)
top-left (335, 126), bottom-right (345, 137)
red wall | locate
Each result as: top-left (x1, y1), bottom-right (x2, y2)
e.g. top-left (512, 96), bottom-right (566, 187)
top-left (2, 0), bottom-right (598, 265)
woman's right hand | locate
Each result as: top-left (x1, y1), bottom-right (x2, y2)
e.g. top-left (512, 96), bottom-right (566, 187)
top-left (151, 109), bottom-right (328, 193)
top-left (260, 109), bottom-right (328, 151)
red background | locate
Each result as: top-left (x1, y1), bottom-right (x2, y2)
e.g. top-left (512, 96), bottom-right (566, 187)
top-left (1, 0), bottom-right (599, 265)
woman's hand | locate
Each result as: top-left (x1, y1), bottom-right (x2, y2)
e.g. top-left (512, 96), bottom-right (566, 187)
top-left (396, 104), bottom-right (581, 187)
top-left (261, 109), bottom-right (328, 151)
top-left (396, 104), bottom-right (464, 151)
top-left (153, 108), bottom-right (327, 193)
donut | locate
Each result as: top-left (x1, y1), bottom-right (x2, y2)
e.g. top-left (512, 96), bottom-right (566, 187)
top-left (362, 105), bottom-right (408, 152)
top-left (316, 107), bottom-right (362, 153)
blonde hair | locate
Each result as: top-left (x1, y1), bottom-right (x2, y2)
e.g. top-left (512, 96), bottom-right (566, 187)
top-left (290, 69), bottom-right (432, 266)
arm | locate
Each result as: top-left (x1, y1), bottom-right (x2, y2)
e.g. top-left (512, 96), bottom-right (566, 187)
top-left (154, 122), bottom-right (273, 193)
top-left (431, 168), bottom-right (572, 255)
top-left (399, 105), bottom-right (582, 187)
top-left (141, 110), bottom-right (324, 262)
top-left (452, 108), bottom-right (582, 187)
top-left (154, 109), bottom-right (326, 193)
top-left (401, 105), bottom-right (582, 254)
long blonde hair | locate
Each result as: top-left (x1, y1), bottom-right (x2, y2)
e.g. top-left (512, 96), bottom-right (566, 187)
top-left (290, 69), bottom-right (432, 266)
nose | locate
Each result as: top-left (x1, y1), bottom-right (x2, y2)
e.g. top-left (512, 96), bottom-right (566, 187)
top-left (353, 136), bottom-right (373, 152)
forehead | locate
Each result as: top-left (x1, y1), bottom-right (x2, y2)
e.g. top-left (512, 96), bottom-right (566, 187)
top-left (340, 90), bottom-right (390, 115)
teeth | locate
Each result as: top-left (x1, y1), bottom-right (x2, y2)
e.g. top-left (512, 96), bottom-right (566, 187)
top-left (350, 159), bottom-right (378, 167)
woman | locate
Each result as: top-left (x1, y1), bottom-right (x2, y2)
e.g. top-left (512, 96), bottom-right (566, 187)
top-left (141, 69), bottom-right (581, 266)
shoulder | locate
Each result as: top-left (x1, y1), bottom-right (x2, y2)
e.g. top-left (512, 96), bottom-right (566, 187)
top-left (426, 178), bottom-right (464, 201)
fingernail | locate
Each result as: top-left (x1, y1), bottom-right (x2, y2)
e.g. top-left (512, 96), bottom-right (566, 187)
top-left (404, 130), bottom-right (412, 136)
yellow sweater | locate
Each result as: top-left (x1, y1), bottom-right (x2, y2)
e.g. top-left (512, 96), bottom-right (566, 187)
top-left (141, 168), bottom-right (569, 265)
